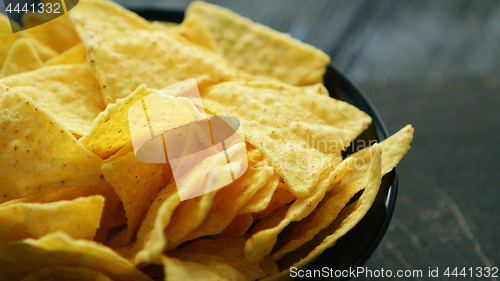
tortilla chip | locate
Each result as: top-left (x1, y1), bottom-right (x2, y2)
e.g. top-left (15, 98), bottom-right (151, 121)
top-left (101, 151), bottom-right (172, 246)
top-left (79, 85), bottom-right (204, 159)
top-left (271, 125), bottom-right (414, 260)
top-left (167, 164), bottom-right (274, 249)
top-left (0, 64), bottom-right (105, 137)
top-left (21, 12), bottom-right (80, 53)
top-left (213, 213), bottom-right (255, 238)
top-left (69, 0), bottom-right (151, 48)
top-left (0, 38), bottom-right (43, 77)
top-left (44, 43), bottom-right (87, 65)
top-left (165, 238), bottom-right (278, 280)
top-left (0, 196), bottom-right (104, 247)
top-left (0, 86), bottom-right (103, 203)
top-left (253, 182), bottom-right (296, 221)
top-left (0, 232), bottom-right (152, 281)
top-left (201, 80), bottom-right (371, 197)
top-left (176, 13), bottom-right (219, 52)
top-left (238, 172), bottom-right (280, 215)
top-left (186, 1), bottom-right (330, 85)
top-left (131, 144), bottom-right (246, 265)
top-left (21, 266), bottom-right (113, 281)
top-left (244, 158), bottom-right (353, 263)
top-left (274, 144), bottom-right (383, 274)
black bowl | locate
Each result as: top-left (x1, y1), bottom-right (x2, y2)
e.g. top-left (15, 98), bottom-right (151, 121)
top-left (131, 8), bottom-right (397, 280)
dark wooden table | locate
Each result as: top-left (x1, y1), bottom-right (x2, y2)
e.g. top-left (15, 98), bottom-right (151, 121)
top-left (113, 0), bottom-right (500, 280)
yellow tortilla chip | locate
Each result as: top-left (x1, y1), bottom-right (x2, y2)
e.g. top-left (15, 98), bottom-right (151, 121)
top-left (253, 182), bottom-right (296, 221)
top-left (21, 13), bottom-right (80, 53)
top-left (0, 15), bottom-right (22, 68)
top-left (271, 125), bottom-right (414, 260)
top-left (131, 144), bottom-right (246, 265)
top-left (70, 0), bottom-right (251, 104)
top-left (0, 232), bottom-right (152, 281)
top-left (79, 85), bottom-right (203, 159)
top-left (165, 238), bottom-right (278, 281)
top-left (176, 13), bottom-right (219, 52)
top-left (0, 86), bottom-right (103, 203)
top-left (186, 1), bottom-right (330, 85)
top-left (167, 164), bottom-right (274, 250)
top-left (21, 266), bottom-right (113, 281)
top-left (202, 80), bottom-right (371, 197)
top-left (69, 0), bottom-right (151, 48)
top-left (238, 172), bottom-right (280, 215)
top-left (213, 213), bottom-right (254, 238)
top-left (44, 43), bottom-right (86, 65)
top-left (0, 38), bottom-right (43, 77)
top-left (101, 151), bottom-right (172, 246)
top-left (244, 158), bottom-right (353, 263)
top-left (273, 144), bottom-right (383, 276)
top-left (0, 64), bottom-right (105, 137)
top-left (0, 196), bottom-right (104, 247)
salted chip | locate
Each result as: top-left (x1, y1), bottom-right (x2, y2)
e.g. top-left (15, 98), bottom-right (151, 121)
top-left (69, 0), bottom-right (151, 48)
top-left (87, 29), bottom-right (249, 104)
top-left (0, 38), bottom-right (43, 77)
top-left (186, 1), bottom-right (330, 85)
top-left (101, 151), bottom-right (172, 246)
top-left (271, 125), bottom-right (414, 260)
top-left (238, 172), bottom-right (280, 215)
top-left (202, 80), bottom-right (371, 197)
top-left (44, 43), bottom-right (86, 65)
top-left (0, 64), bottom-right (105, 137)
top-left (244, 158), bottom-right (353, 263)
top-left (0, 232), bottom-right (152, 281)
top-left (273, 144), bottom-right (383, 276)
top-left (21, 13), bottom-right (80, 53)
top-left (21, 266), bottom-right (113, 281)
top-left (0, 196), bottom-right (104, 247)
top-left (167, 163), bottom-right (275, 250)
top-left (214, 213), bottom-right (254, 238)
top-left (165, 238), bottom-right (279, 281)
top-left (79, 85), bottom-right (204, 159)
top-left (176, 13), bottom-right (219, 52)
top-left (130, 144), bottom-right (246, 265)
top-left (0, 86), bottom-right (103, 203)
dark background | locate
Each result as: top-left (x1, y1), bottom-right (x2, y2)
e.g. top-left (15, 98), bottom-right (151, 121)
top-left (121, 1), bottom-right (498, 280)
top-left (3, 0), bottom-right (498, 279)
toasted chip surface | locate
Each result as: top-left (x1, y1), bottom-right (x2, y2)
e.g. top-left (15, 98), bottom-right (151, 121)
top-left (0, 86), bottom-right (103, 203)
top-left (0, 64), bottom-right (105, 137)
top-left (0, 37), bottom-right (43, 78)
top-left (271, 144), bottom-right (383, 277)
top-left (186, 1), bottom-right (330, 85)
top-left (165, 238), bottom-right (277, 281)
top-left (101, 151), bottom-right (171, 246)
top-left (0, 232), bottom-right (152, 281)
top-left (244, 158), bottom-right (353, 263)
top-left (271, 125), bottom-right (414, 260)
top-left (21, 266), bottom-right (113, 281)
top-left (0, 196), bottom-right (104, 247)
top-left (202, 80), bottom-right (371, 197)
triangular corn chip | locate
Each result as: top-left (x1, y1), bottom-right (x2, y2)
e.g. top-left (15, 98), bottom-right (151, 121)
top-left (202, 80), bottom-right (371, 197)
top-left (0, 196), bottom-right (104, 246)
top-left (44, 43), bottom-right (86, 65)
top-left (186, 1), bottom-right (330, 85)
top-left (244, 157), bottom-right (353, 263)
top-left (0, 86), bottom-right (103, 203)
top-left (0, 64), bottom-right (105, 137)
top-left (272, 144), bottom-right (382, 276)
top-left (0, 38), bottom-right (43, 77)
top-left (21, 266), bottom-right (113, 281)
top-left (0, 232), bottom-right (152, 281)
top-left (271, 125), bottom-right (414, 260)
